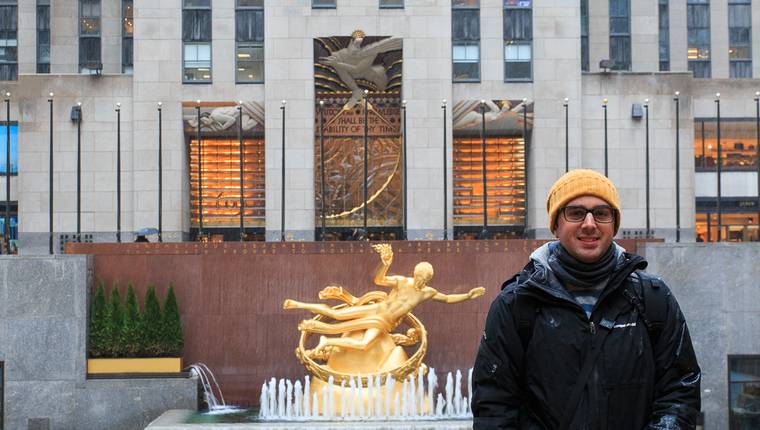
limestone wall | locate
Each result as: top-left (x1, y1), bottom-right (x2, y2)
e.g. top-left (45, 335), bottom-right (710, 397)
top-left (0, 255), bottom-right (196, 430)
top-left (641, 242), bottom-right (760, 430)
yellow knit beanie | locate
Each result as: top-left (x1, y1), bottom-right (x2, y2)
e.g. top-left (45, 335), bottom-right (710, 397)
top-left (546, 169), bottom-right (621, 233)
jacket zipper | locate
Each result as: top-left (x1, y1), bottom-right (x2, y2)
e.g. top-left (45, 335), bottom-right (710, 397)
top-left (589, 321), bottom-right (597, 336)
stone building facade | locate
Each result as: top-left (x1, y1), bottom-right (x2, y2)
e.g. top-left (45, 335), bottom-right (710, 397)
top-left (0, 0), bottom-right (758, 252)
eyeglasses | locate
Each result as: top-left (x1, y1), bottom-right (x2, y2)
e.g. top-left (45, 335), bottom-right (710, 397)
top-left (560, 205), bottom-right (616, 224)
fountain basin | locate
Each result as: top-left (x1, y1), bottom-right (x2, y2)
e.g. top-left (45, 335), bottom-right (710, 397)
top-left (147, 410), bottom-right (474, 430)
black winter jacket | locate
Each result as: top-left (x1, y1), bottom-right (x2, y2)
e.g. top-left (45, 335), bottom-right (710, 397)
top-left (471, 246), bottom-right (701, 430)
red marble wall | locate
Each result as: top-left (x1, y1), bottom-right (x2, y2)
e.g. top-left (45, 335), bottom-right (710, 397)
top-left (68, 239), bottom-right (645, 406)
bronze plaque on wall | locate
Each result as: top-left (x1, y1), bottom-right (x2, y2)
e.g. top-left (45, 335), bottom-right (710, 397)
top-left (313, 31), bottom-right (403, 229)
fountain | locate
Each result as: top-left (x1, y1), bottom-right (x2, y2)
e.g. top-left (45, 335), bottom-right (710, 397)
top-left (257, 367), bottom-right (474, 421)
top-left (147, 244), bottom-right (483, 429)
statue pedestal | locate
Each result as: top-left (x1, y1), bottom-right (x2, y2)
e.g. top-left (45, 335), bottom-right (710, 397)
top-left (310, 376), bottom-right (433, 417)
top-left (307, 330), bottom-right (432, 416)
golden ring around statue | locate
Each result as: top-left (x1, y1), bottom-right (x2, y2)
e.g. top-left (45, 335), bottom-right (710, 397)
top-left (295, 305), bottom-right (428, 386)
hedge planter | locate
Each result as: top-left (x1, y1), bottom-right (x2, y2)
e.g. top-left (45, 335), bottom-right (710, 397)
top-left (87, 357), bottom-right (182, 374)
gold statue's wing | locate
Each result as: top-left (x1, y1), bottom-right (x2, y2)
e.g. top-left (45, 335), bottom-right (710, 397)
top-left (358, 37), bottom-right (402, 59)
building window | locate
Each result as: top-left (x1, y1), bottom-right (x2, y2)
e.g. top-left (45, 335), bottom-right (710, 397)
top-left (729, 0), bottom-right (752, 78)
top-left (122, 0), bottom-right (133, 74)
top-left (186, 103), bottom-right (266, 240)
top-left (312, 0), bottom-right (336, 8)
top-left (609, 0), bottom-right (631, 70)
top-left (379, 0), bottom-right (403, 7)
top-left (79, 0), bottom-right (101, 73)
top-left (696, 211), bottom-right (758, 242)
top-left (581, 0), bottom-right (589, 71)
top-left (504, 0), bottom-right (532, 81)
top-left (183, 0), bottom-right (211, 83)
top-left (452, 99), bottom-right (530, 239)
top-left (0, 123), bottom-right (18, 248)
top-left (0, 0), bottom-right (17, 80)
top-left (0, 202), bottom-right (18, 246)
top-left (659, 0), bottom-right (670, 71)
top-left (236, 0), bottom-right (263, 83)
top-left (729, 356), bottom-right (760, 425)
top-left (687, 0), bottom-right (710, 78)
top-left (694, 119), bottom-right (757, 171)
top-left (453, 0), bottom-right (480, 82)
top-left (0, 123), bottom-right (17, 175)
top-left (37, 0), bottom-right (50, 73)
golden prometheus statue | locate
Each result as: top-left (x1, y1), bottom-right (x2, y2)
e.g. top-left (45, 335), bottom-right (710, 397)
top-left (283, 243), bottom-right (485, 414)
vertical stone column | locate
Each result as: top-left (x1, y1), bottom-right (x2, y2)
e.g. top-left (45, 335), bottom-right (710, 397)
top-left (131, 0), bottom-right (185, 241)
top-left (631, 0), bottom-right (658, 72)
top-left (752, 1), bottom-right (760, 78)
top-left (589, 0), bottom-right (610, 72)
top-left (265, 4), bottom-right (317, 241)
top-left (669, 0), bottom-right (688, 72)
top-left (710, 0), bottom-right (729, 79)
top-left (101, 0), bottom-right (122, 74)
top-left (50, 0), bottom-right (79, 73)
top-left (529, 2), bottom-right (584, 238)
top-left (17, 0), bottom-right (36, 74)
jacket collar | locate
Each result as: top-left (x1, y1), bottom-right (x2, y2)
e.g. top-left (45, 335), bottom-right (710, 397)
top-left (506, 241), bottom-right (648, 306)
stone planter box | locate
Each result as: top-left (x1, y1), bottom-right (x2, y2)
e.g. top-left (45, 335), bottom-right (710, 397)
top-left (87, 357), bottom-right (182, 374)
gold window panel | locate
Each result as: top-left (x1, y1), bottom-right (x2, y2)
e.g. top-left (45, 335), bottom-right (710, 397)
top-left (189, 138), bottom-right (265, 227)
top-left (453, 136), bottom-right (526, 226)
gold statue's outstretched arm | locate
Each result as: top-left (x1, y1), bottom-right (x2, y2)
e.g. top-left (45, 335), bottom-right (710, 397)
top-left (431, 287), bottom-right (486, 304)
top-left (372, 243), bottom-right (396, 288)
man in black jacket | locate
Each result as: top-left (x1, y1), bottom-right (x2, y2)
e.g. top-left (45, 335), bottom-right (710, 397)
top-left (472, 169), bottom-right (701, 429)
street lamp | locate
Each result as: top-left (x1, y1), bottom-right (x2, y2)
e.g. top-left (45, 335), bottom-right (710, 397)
top-left (318, 100), bottom-right (326, 241)
top-left (644, 98), bottom-right (650, 237)
top-left (238, 101), bottom-right (245, 242)
top-left (674, 91), bottom-right (681, 242)
top-left (756, 91), bottom-right (760, 240)
top-left (4, 92), bottom-right (9, 253)
top-left (603, 98), bottom-right (609, 176)
top-left (522, 97), bottom-right (529, 239)
top-left (564, 97), bottom-right (569, 173)
top-left (115, 102), bottom-right (121, 243)
top-left (48, 92), bottom-right (54, 254)
top-left (157, 102), bottom-right (163, 242)
top-left (402, 99), bottom-right (408, 240)
top-left (715, 92), bottom-right (722, 242)
top-left (280, 99), bottom-right (286, 242)
top-left (442, 98), bottom-right (448, 240)
top-left (363, 89), bottom-right (369, 239)
top-left (196, 100), bottom-right (203, 239)
top-left (75, 101), bottom-right (82, 242)
top-left (480, 99), bottom-right (488, 240)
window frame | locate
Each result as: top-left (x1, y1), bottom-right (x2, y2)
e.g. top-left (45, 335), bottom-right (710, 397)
top-left (659, 0), bottom-right (670, 71)
top-left (36, 0), bottom-right (50, 74)
top-left (78, 0), bottom-right (102, 74)
top-left (312, 0), bottom-right (336, 9)
top-left (0, 0), bottom-right (18, 81)
top-left (452, 1), bottom-right (481, 83)
top-left (379, 0), bottom-right (404, 8)
top-left (609, 0), bottom-right (631, 71)
top-left (0, 122), bottom-right (19, 176)
top-left (728, 0), bottom-right (752, 78)
top-left (503, 0), bottom-right (533, 82)
top-left (728, 354), bottom-right (760, 428)
top-left (182, 0), bottom-right (212, 84)
top-left (693, 117), bottom-right (759, 172)
top-left (235, 0), bottom-right (264, 84)
top-left (122, 0), bottom-right (133, 74)
top-left (581, 0), bottom-right (589, 71)
top-left (687, 0), bottom-right (711, 78)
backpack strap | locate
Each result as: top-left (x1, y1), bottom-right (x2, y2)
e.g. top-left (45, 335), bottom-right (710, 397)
top-left (626, 271), bottom-right (668, 347)
top-left (513, 290), bottom-right (539, 352)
